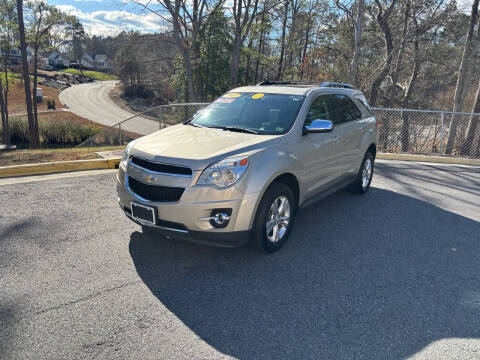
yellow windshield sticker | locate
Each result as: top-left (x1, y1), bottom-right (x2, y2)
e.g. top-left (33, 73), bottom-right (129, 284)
top-left (252, 93), bottom-right (264, 100)
top-left (224, 93), bottom-right (242, 98)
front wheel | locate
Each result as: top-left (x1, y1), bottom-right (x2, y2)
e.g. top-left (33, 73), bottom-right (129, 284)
top-left (350, 151), bottom-right (375, 194)
top-left (249, 182), bottom-right (297, 253)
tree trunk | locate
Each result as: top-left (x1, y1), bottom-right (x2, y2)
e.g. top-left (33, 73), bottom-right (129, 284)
top-left (0, 58), bottom-right (9, 145)
top-left (276, 0), bottom-right (289, 81)
top-left (254, 10), bottom-right (266, 84)
top-left (387, 0), bottom-right (410, 106)
top-left (16, 0), bottom-right (39, 148)
top-left (369, 15), bottom-right (395, 107)
top-left (300, 7), bottom-right (313, 80)
top-left (444, 0), bottom-right (479, 155)
top-left (181, 46), bottom-right (195, 102)
top-left (33, 43), bottom-right (40, 139)
top-left (371, 1), bottom-right (397, 149)
top-left (0, 81), bottom-right (8, 146)
top-left (231, 34), bottom-right (242, 86)
top-left (246, 36), bottom-right (254, 83)
top-left (400, 28), bottom-right (420, 152)
top-left (350, 0), bottom-right (365, 87)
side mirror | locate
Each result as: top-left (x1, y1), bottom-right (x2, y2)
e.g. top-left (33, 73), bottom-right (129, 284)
top-left (304, 119), bottom-right (334, 134)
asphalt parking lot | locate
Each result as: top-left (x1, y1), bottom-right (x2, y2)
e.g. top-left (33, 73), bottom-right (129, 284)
top-left (1, 160), bottom-right (480, 359)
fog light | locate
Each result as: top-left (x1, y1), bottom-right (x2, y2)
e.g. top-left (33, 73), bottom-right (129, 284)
top-left (200, 208), bottom-right (232, 228)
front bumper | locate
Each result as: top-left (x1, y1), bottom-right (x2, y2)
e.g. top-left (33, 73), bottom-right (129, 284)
top-left (117, 168), bottom-right (259, 247)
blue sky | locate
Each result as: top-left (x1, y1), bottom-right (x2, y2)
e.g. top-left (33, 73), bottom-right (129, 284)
top-left (47, 0), bottom-right (167, 36)
top-left (48, 0), bottom-right (474, 37)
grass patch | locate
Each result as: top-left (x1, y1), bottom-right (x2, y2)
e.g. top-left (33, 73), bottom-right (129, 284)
top-left (0, 71), bottom-right (19, 88)
top-left (0, 145), bottom-right (124, 166)
top-left (63, 68), bottom-right (116, 81)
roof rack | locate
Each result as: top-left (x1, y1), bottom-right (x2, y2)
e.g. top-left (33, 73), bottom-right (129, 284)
top-left (256, 80), bottom-right (318, 86)
top-left (320, 82), bottom-right (355, 89)
top-left (256, 80), bottom-right (356, 90)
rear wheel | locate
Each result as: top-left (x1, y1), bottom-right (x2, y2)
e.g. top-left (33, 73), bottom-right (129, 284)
top-left (350, 151), bottom-right (374, 194)
top-left (249, 182), bottom-right (297, 253)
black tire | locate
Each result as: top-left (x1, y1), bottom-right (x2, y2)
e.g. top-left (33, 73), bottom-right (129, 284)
top-left (349, 151), bottom-right (375, 194)
top-left (249, 182), bottom-right (297, 253)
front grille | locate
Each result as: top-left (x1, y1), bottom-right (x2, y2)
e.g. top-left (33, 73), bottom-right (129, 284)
top-left (128, 177), bottom-right (184, 202)
top-left (131, 156), bottom-right (192, 176)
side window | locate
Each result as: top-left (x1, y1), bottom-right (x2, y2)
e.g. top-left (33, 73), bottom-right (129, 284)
top-left (305, 95), bottom-right (335, 127)
top-left (354, 93), bottom-right (373, 116)
top-left (331, 94), bottom-right (362, 125)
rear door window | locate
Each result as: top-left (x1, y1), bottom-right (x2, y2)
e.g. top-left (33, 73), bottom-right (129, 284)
top-left (331, 94), bottom-right (362, 125)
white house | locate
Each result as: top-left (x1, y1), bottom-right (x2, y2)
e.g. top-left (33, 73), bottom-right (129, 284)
top-left (47, 50), bottom-right (70, 67)
top-left (0, 44), bottom-right (33, 64)
top-left (94, 54), bottom-right (109, 68)
top-left (80, 52), bottom-right (110, 69)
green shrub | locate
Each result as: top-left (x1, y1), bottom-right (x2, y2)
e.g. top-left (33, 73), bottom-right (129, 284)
top-left (7, 117), bottom-right (31, 143)
top-left (40, 120), bottom-right (100, 144)
top-left (1, 116), bottom-right (101, 145)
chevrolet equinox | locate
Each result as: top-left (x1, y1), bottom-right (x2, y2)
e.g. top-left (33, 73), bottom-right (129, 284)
top-left (117, 81), bottom-right (377, 253)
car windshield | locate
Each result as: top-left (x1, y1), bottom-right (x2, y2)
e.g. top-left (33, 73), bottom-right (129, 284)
top-left (189, 92), bottom-right (305, 135)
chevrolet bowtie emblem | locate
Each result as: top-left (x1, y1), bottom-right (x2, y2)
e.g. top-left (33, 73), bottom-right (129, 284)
top-left (144, 174), bottom-right (157, 183)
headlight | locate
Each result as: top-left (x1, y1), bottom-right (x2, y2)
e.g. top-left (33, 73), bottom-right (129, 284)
top-left (120, 141), bottom-right (136, 170)
top-left (197, 156), bottom-right (249, 188)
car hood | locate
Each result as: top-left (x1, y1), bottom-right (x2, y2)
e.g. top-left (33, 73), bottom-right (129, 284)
top-left (130, 124), bottom-right (280, 170)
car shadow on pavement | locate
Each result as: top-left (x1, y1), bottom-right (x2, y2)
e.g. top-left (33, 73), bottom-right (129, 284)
top-left (128, 188), bottom-right (480, 359)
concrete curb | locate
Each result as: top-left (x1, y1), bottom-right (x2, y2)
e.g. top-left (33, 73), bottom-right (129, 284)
top-left (0, 158), bottom-right (120, 178)
top-left (376, 153), bottom-right (480, 166)
top-left (1, 153), bottom-right (479, 179)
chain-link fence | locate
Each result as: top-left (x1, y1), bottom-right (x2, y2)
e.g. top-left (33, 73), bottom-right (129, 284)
top-left (76, 102), bottom-right (480, 159)
top-left (373, 108), bottom-right (480, 158)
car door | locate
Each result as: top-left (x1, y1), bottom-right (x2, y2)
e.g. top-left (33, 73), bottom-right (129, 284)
top-left (330, 94), bottom-right (363, 175)
top-left (297, 94), bottom-right (340, 199)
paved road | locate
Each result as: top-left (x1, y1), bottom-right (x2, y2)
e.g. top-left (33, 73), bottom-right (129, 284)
top-left (59, 81), bottom-right (159, 135)
top-left (1, 160), bottom-right (480, 359)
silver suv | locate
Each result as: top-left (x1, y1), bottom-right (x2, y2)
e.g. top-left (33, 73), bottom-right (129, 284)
top-left (117, 81), bottom-right (376, 253)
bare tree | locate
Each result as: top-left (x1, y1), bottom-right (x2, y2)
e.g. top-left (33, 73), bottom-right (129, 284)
top-left (335, 0), bottom-right (365, 87)
top-left (444, 0), bottom-right (479, 155)
top-left (28, 1), bottom-right (67, 144)
top-left (275, 0), bottom-right (289, 80)
top-left (17, 0), bottom-right (40, 148)
top-left (369, 0), bottom-right (398, 107)
top-left (231, 0), bottom-right (260, 86)
top-left (386, 0), bottom-right (410, 105)
top-left (132, 0), bottom-right (209, 101)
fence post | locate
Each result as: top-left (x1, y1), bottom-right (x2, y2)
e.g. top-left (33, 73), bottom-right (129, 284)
top-left (119, 123), bottom-right (122, 145)
top-left (440, 112), bottom-right (444, 156)
top-left (159, 108), bottom-right (163, 130)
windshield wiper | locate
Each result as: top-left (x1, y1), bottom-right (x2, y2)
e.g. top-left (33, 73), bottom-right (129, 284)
top-left (217, 126), bottom-right (259, 135)
top-left (185, 121), bottom-right (204, 128)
